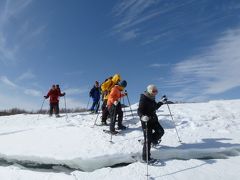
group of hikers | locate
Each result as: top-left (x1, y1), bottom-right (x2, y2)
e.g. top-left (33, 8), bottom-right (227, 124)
top-left (44, 73), bottom-right (168, 162)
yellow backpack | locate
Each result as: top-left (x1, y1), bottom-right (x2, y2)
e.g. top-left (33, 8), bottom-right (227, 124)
top-left (101, 74), bottom-right (121, 100)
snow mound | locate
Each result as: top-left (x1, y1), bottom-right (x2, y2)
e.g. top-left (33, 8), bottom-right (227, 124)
top-left (0, 99), bottom-right (240, 178)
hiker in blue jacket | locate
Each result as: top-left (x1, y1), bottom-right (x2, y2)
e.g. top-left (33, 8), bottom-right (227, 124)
top-left (89, 81), bottom-right (101, 113)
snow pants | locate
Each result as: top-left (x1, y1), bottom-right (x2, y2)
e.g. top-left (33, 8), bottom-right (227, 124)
top-left (141, 117), bottom-right (164, 160)
top-left (109, 103), bottom-right (123, 132)
top-left (101, 100), bottom-right (109, 123)
top-left (49, 102), bottom-right (59, 116)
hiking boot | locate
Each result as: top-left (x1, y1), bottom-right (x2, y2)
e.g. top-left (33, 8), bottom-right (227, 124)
top-left (152, 139), bottom-right (161, 146)
top-left (56, 114), bottom-right (60, 118)
top-left (117, 125), bottom-right (127, 130)
top-left (110, 130), bottom-right (118, 135)
top-left (142, 157), bottom-right (155, 163)
top-left (101, 121), bottom-right (107, 126)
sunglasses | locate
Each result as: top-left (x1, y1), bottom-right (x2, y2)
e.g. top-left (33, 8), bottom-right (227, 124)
top-left (152, 89), bottom-right (158, 93)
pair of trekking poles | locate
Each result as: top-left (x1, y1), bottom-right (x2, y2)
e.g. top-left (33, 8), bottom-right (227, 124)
top-left (144, 100), bottom-right (182, 179)
top-left (37, 96), bottom-right (68, 121)
top-left (109, 92), bottom-right (134, 143)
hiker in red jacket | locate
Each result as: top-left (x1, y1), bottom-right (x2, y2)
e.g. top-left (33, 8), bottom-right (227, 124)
top-left (44, 84), bottom-right (65, 117)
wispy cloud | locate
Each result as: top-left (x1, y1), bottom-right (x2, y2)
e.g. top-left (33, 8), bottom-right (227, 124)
top-left (111, 0), bottom-right (240, 44)
top-left (0, 76), bottom-right (17, 88)
top-left (0, 0), bottom-right (45, 64)
top-left (112, 0), bottom-right (159, 40)
top-left (1, 74), bottom-right (42, 98)
top-left (120, 29), bottom-right (139, 41)
top-left (24, 89), bottom-right (41, 97)
top-left (64, 71), bottom-right (84, 76)
top-left (17, 70), bottom-right (35, 81)
top-left (149, 63), bottom-right (169, 68)
top-left (64, 88), bottom-right (88, 96)
top-left (111, 0), bottom-right (197, 41)
top-left (164, 27), bottom-right (240, 101)
top-left (0, 0), bottom-right (32, 63)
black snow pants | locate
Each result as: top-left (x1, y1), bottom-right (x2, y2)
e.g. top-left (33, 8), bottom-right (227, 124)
top-left (141, 116), bottom-right (164, 160)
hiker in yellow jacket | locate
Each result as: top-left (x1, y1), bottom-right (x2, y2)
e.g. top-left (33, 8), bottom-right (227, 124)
top-left (100, 74), bottom-right (121, 125)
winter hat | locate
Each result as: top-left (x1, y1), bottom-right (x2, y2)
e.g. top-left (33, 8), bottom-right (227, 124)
top-left (119, 80), bottom-right (127, 88)
top-left (147, 84), bottom-right (158, 94)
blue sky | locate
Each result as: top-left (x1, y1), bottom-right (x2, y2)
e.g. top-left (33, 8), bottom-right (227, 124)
top-left (1, 0), bottom-right (240, 110)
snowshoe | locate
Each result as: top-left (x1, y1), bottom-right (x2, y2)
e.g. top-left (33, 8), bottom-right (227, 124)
top-left (103, 129), bottom-right (119, 135)
top-left (152, 139), bottom-right (162, 148)
top-left (95, 122), bottom-right (108, 126)
top-left (117, 125), bottom-right (127, 130)
top-left (141, 157), bottom-right (158, 164)
top-left (138, 139), bottom-right (162, 148)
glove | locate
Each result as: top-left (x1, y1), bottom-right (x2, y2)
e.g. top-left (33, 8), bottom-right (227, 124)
top-left (63, 92), bottom-right (66, 96)
top-left (44, 96), bottom-right (47, 99)
top-left (113, 101), bottom-right (119, 106)
top-left (124, 92), bottom-right (128, 96)
top-left (161, 95), bottom-right (168, 103)
top-left (141, 115), bottom-right (149, 122)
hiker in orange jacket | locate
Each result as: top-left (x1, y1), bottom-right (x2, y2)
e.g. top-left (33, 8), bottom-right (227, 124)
top-left (100, 74), bottom-right (121, 125)
top-left (107, 80), bottom-right (127, 134)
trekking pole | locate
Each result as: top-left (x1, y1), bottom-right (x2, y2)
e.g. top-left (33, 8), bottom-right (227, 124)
top-left (92, 100), bottom-right (101, 128)
top-left (86, 97), bottom-right (90, 110)
top-left (145, 121), bottom-right (149, 179)
top-left (166, 103), bottom-right (182, 143)
top-left (37, 98), bottom-right (45, 120)
top-left (122, 97), bottom-right (127, 120)
top-left (125, 90), bottom-right (134, 119)
top-left (92, 112), bottom-right (100, 128)
top-left (64, 96), bottom-right (69, 122)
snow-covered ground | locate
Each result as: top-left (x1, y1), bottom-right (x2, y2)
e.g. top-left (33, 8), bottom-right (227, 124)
top-left (0, 99), bottom-right (240, 179)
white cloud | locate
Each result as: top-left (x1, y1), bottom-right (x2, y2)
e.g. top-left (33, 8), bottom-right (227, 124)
top-left (149, 63), bottom-right (169, 68)
top-left (111, 1), bottom-right (197, 42)
top-left (112, 1), bottom-right (240, 45)
top-left (0, 93), bottom-right (39, 110)
top-left (165, 27), bottom-right (240, 100)
top-left (0, 76), bottom-right (17, 88)
top-left (112, 0), bottom-right (159, 40)
top-left (18, 70), bottom-right (35, 81)
top-left (0, 0), bottom-right (33, 63)
top-left (0, 0), bottom-right (45, 64)
top-left (64, 71), bottom-right (84, 76)
top-left (0, 74), bottom-right (42, 99)
top-left (64, 88), bottom-right (88, 96)
top-left (24, 89), bottom-right (41, 97)
top-left (121, 29), bottom-right (139, 41)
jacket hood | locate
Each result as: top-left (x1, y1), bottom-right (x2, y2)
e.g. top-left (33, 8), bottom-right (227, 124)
top-left (112, 74), bottom-right (121, 84)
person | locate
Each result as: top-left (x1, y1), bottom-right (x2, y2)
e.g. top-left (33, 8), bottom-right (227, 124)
top-left (137, 84), bottom-right (166, 162)
top-left (89, 81), bottom-right (101, 113)
top-left (100, 74), bottom-right (121, 125)
top-left (44, 84), bottom-right (65, 117)
top-left (107, 80), bottom-right (127, 134)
